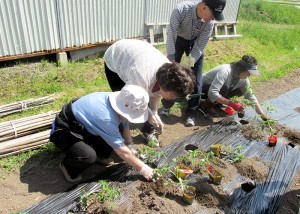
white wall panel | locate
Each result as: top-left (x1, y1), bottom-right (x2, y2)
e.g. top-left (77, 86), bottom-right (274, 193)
top-left (0, 0), bottom-right (241, 59)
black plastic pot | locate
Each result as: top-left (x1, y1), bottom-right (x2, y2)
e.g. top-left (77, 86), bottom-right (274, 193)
top-left (238, 111), bottom-right (245, 118)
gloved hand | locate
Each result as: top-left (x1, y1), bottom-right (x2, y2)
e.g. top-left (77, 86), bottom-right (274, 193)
top-left (261, 114), bottom-right (271, 121)
top-left (228, 101), bottom-right (244, 112)
top-left (148, 110), bottom-right (164, 133)
top-left (127, 143), bottom-right (137, 156)
top-left (139, 164), bottom-right (153, 180)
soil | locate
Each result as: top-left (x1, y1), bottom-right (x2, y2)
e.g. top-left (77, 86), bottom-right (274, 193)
top-left (0, 68), bottom-right (300, 214)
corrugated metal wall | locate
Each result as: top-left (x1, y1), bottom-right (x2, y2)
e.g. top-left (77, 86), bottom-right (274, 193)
top-left (145, 0), bottom-right (240, 24)
top-left (0, 0), bottom-right (60, 57)
top-left (57, 0), bottom-right (145, 48)
top-left (0, 0), bottom-right (241, 59)
top-left (223, 0), bottom-right (241, 22)
top-left (145, 0), bottom-right (185, 24)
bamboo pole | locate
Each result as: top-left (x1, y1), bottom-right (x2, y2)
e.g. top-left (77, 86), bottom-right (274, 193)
top-left (0, 130), bottom-right (50, 151)
top-left (0, 94), bottom-right (60, 117)
top-left (0, 142), bottom-right (49, 158)
top-left (0, 111), bottom-right (58, 142)
top-left (0, 139), bottom-right (49, 154)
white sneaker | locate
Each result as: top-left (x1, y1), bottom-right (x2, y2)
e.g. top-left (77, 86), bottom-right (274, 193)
top-left (60, 162), bottom-right (82, 183)
top-left (160, 108), bottom-right (170, 117)
top-left (141, 132), bottom-right (160, 147)
top-left (185, 111), bottom-right (196, 127)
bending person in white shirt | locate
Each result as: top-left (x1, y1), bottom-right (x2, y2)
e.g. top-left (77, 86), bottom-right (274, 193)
top-left (104, 39), bottom-right (196, 147)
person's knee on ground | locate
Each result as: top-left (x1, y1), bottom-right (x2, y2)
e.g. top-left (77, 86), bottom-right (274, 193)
top-left (60, 152), bottom-right (97, 183)
top-left (61, 143), bottom-right (98, 182)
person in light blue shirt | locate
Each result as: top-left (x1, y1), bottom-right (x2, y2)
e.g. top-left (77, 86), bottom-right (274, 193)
top-left (50, 85), bottom-right (154, 183)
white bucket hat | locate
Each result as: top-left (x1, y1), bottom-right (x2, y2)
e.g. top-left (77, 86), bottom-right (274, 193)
top-left (109, 85), bottom-right (149, 123)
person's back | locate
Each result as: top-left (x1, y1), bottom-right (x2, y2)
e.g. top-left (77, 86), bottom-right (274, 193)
top-left (104, 39), bottom-right (170, 94)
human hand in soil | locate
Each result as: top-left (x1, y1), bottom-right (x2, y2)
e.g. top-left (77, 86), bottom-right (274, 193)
top-left (228, 101), bottom-right (244, 112)
top-left (139, 164), bottom-right (153, 180)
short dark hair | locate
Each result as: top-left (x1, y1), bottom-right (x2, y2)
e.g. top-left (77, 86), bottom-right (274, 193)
top-left (156, 62), bottom-right (196, 97)
top-left (231, 55), bottom-right (258, 75)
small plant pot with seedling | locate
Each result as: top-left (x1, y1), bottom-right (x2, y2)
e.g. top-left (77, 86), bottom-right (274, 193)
top-left (182, 185), bottom-right (196, 205)
top-left (268, 135), bottom-right (277, 147)
top-left (210, 144), bottom-right (222, 157)
top-left (207, 165), bottom-right (224, 185)
top-left (176, 164), bottom-right (193, 179)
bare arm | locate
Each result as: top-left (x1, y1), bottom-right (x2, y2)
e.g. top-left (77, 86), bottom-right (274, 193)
top-left (254, 102), bottom-right (269, 118)
top-left (114, 145), bottom-right (145, 171)
top-left (216, 97), bottom-right (231, 106)
top-left (148, 96), bottom-right (161, 113)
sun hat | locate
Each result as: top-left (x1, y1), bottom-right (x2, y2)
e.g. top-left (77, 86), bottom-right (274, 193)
top-left (109, 85), bottom-right (149, 123)
top-left (247, 64), bottom-right (259, 76)
top-left (205, 0), bottom-right (226, 21)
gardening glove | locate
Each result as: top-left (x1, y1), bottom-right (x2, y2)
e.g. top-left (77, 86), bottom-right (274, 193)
top-left (148, 110), bottom-right (164, 133)
top-left (139, 164), bottom-right (153, 180)
top-left (228, 101), bottom-right (244, 112)
top-left (127, 143), bottom-right (138, 156)
top-left (261, 114), bottom-right (271, 121)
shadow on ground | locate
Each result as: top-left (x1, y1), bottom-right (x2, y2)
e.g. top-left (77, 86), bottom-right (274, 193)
top-left (19, 149), bottom-right (111, 195)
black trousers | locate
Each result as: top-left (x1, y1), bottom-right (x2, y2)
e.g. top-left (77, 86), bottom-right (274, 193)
top-left (202, 84), bottom-right (244, 101)
top-left (50, 100), bottom-right (114, 178)
top-left (162, 36), bottom-right (204, 112)
top-left (104, 63), bottom-right (156, 134)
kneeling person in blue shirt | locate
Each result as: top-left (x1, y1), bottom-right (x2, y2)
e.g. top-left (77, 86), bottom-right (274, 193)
top-left (50, 85), bottom-right (153, 182)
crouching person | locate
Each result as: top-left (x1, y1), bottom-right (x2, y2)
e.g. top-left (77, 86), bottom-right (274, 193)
top-left (50, 85), bottom-right (153, 182)
top-left (201, 55), bottom-right (269, 120)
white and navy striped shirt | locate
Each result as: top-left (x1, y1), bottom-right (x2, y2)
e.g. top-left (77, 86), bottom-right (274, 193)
top-left (166, 1), bottom-right (214, 61)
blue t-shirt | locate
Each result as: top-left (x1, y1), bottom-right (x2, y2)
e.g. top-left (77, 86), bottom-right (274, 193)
top-left (72, 92), bottom-right (128, 149)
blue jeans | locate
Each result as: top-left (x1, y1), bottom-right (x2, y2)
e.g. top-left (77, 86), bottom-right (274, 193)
top-left (162, 36), bottom-right (204, 112)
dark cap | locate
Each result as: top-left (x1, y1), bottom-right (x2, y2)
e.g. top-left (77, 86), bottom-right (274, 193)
top-left (205, 0), bottom-right (226, 21)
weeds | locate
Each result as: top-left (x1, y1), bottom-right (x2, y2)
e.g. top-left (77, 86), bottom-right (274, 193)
top-left (223, 145), bottom-right (245, 163)
top-left (76, 180), bottom-right (121, 213)
top-left (255, 102), bottom-right (278, 136)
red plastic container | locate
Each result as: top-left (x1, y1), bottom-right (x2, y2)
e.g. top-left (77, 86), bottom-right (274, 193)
top-left (268, 135), bottom-right (278, 147)
top-left (225, 106), bottom-right (235, 115)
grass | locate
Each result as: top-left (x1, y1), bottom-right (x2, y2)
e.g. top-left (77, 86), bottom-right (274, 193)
top-left (0, 0), bottom-right (299, 169)
top-left (0, 143), bottom-right (58, 173)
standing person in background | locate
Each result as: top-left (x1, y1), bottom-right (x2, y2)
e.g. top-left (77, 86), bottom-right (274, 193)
top-left (104, 39), bottom-right (195, 147)
top-left (162, 0), bottom-right (226, 126)
top-left (201, 55), bottom-right (270, 120)
top-left (50, 85), bottom-right (154, 182)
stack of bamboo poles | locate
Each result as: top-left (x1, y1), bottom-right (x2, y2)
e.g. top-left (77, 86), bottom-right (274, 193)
top-left (0, 130), bottom-right (51, 158)
top-left (0, 94), bottom-right (60, 117)
top-left (0, 111), bottom-right (58, 158)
